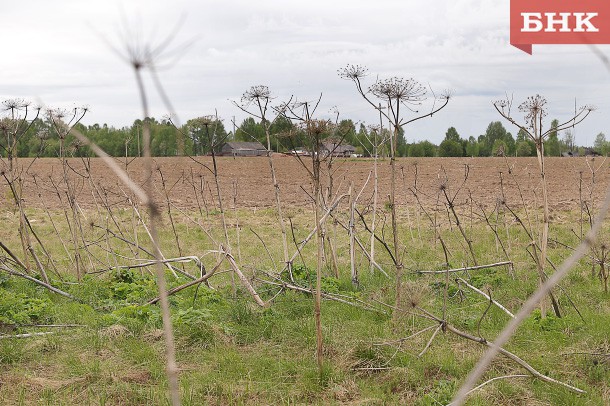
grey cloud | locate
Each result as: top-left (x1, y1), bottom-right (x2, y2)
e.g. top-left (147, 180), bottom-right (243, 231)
top-left (1, 0), bottom-right (609, 146)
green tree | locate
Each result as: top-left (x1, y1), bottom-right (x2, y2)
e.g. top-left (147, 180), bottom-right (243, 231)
top-left (188, 117), bottom-right (227, 155)
top-left (515, 128), bottom-right (536, 156)
top-left (561, 129), bottom-right (575, 152)
top-left (268, 115), bottom-right (294, 152)
top-left (445, 126), bottom-right (460, 142)
top-left (516, 128), bottom-right (527, 143)
top-left (492, 139), bottom-right (508, 156)
top-left (438, 139), bottom-right (463, 157)
top-left (465, 136), bottom-right (479, 157)
top-left (151, 123), bottom-right (178, 156)
top-left (15, 117), bottom-right (48, 157)
top-left (545, 119), bottom-right (560, 156)
top-left (87, 123), bottom-right (131, 157)
top-left (594, 132), bottom-right (609, 155)
top-left (408, 140), bottom-right (437, 157)
top-left (516, 141), bottom-right (535, 157)
top-left (337, 119), bottom-right (357, 146)
top-left (396, 126), bottom-right (407, 157)
top-left (479, 121), bottom-right (515, 156)
top-left (408, 143), bottom-right (424, 157)
top-left (355, 123), bottom-right (371, 156)
top-left (235, 117), bottom-right (265, 143)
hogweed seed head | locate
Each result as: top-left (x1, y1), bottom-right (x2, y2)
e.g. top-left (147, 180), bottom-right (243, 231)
top-left (338, 64), bottom-right (368, 81)
top-left (241, 85), bottom-right (271, 104)
top-left (369, 77), bottom-right (426, 104)
top-left (518, 94), bottom-right (547, 130)
top-left (2, 98), bottom-right (29, 111)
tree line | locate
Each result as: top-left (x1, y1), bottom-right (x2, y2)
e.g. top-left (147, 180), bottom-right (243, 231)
top-left (1, 111), bottom-right (605, 158)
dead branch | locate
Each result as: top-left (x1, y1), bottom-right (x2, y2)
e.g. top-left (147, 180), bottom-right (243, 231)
top-left (374, 325), bottom-right (437, 346)
top-left (0, 265), bottom-right (76, 300)
top-left (355, 208), bottom-right (397, 266)
top-left (147, 256), bottom-right (225, 305)
top-left (446, 375), bottom-right (529, 405)
top-left (452, 180), bottom-right (610, 405)
top-left (371, 297), bottom-right (582, 396)
top-left (250, 228), bottom-right (279, 275)
top-left (225, 251), bottom-right (266, 307)
top-left (327, 212), bottom-right (390, 278)
top-left (0, 332), bottom-right (55, 339)
top-left (257, 278), bottom-right (386, 314)
top-left (0, 241), bottom-right (27, 269)
top-left (444, 321), bottom-right (585, 394)
top-left (415, 261), bottom-right (513, 274)
top-left (455, 278), bottom-right (515, 318)
top-left (101, 256), bottom-right (200, 279)
top-left (281, 193), bottom-right (349, 273)
top-left (418, 324), bottom-right (442, 358)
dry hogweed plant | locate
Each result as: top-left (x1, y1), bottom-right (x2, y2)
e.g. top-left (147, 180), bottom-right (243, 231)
top-left (0, 99), bottom-right (53, 285)
top-left (79, 16), bottom-right (197, 405)
top-left (493, 95), bottom-right (594, 318)
top-left (452, 51), bottom-right (610, 406)
top-left (339, 64), bottom-right (451, 319)
top-left (277, 97), bottom-right (354, 376)
top-left (232, 85), bottom-right (292, 276)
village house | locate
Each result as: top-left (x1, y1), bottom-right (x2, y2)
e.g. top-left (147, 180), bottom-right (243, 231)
top-left (220, 141), bottom-right (267, 157)
top-left (290, 143), bottom-right (357, 157)
top-left (321, 142), bottom-right (356, 157)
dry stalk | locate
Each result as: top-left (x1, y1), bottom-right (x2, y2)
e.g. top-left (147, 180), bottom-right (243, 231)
top-left (446, 375), bottom-right (529, 405)
top-left (0, 264), bottom-right (75, 300)
top-left (415, 261), bottom-right (513, 274)
top-left (495, 96), bottom-right (593, 318)
top-left (0, 100), bottom-right (47, 282)
top-left (418, 324), bottom-right (442, 358)
top-left (134, 69), bottom-right (180, 405)
top-left (455, 277), bottom-right (515, 318)
top-left (374, 325), bottom-right (437, 346)
top-left (339, 64), bottom-right (450, 321)
top-left (451, 180), bottom-right (610, 405)
top-left (233, 86), bottom-right (291, 271)
top-left (476, 199), bottom-right (514, 277)
top-left (281, 195), bottom-right (349, 274)
top-left (125, 197), bottom-right (178, 277)
top-left (232, 180), bottom-right (242, 264)
top-left (35, 179), bottom-right (76, 270)
top-left (158, 167), bottom-right (186, 272)
top-left (0, 241), bottom-right (27, 270)
top-left (224, 251), bottom-right (266, 307)
top-left (257, 277), bottom-right (385, 314)
top-left (148, 255), bottom-right (225, 305)
top-left (373, 296), bottom-right (584, 397)
top-left (93, 22), bottom-right (186, 403)
top-left (2, 171), bottom-right (50, 284)
top-left (350, 172), bottom-right (372, 286)
top-left (0, 332), bottom-right (55, 339)
top-left (279, 99), bottom-right (347, 374)
top-left (327, 212), bottom-right (389, 278)
top-left (103, 256), bottom-right (199, 278)
top-left (439, 166), bottom-right (478, 266)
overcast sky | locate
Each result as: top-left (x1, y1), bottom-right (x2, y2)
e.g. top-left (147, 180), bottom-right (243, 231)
top-left (2, 0), bottom-right (609, 146)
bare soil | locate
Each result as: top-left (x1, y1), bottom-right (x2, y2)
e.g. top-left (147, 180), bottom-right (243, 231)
top-left (3, 156), bottom-right (608, 212)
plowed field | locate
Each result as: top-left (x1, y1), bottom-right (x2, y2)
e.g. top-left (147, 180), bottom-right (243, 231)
top-left (4, 156), bottom-right (609, 212)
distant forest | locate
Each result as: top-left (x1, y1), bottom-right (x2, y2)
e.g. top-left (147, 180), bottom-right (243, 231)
top-left (2, 112), bottom-right (606, 158)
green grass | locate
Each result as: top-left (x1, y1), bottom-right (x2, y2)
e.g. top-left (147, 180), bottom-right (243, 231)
top-left (1, 204), bottom-right (609, 405)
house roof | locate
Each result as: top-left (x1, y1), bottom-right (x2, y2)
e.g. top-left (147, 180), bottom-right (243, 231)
top-left (321, 142), bottom-right (356, 153)
top-left (224, 141), bottom-right (267, 151)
